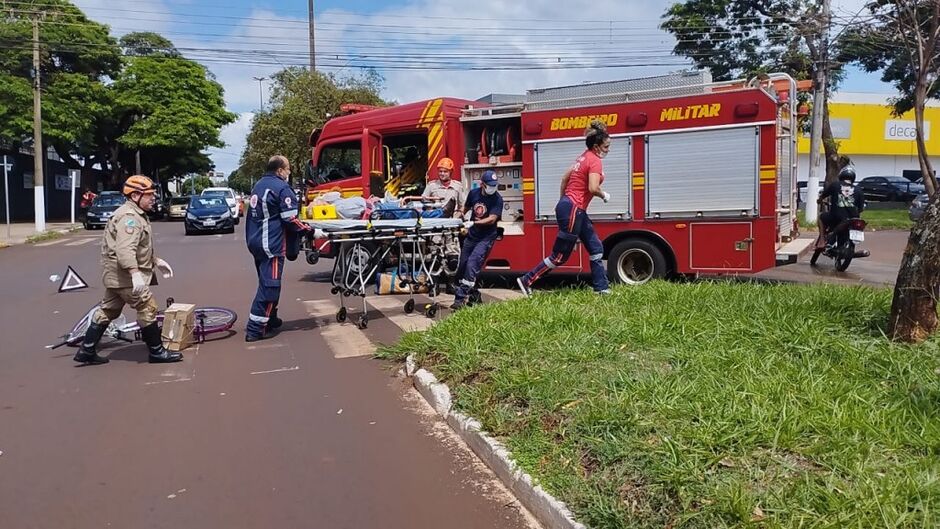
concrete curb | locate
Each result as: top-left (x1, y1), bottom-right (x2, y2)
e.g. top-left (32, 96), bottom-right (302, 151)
top-left (405, 354), bottom-right (587, 529)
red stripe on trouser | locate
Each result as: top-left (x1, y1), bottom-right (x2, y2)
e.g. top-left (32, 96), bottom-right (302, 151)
top-left (528, 253), bottom-right (565, 283)
top-left (272, 258), bottom-right (278, 279)
top-left (264, 302), bottom-right (273, 331)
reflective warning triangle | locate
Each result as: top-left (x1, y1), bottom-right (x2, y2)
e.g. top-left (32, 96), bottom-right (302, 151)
top-left (58, 266), bottom-right (89, 293)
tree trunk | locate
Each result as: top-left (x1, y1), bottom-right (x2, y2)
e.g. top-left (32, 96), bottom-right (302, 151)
top-left (913, 81), bottom-right (935, 194)
top-left (889, 198), bottom-right (940, 342)
top-left (822, 108), bottom-right (841, 184)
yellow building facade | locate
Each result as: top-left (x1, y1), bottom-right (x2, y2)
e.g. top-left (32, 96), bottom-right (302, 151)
top-left (797, 93), bottom-right (938, 181)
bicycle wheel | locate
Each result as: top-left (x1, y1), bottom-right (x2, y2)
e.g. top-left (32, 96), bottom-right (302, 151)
top-left (193, 307), bottom-right (238, 334)
top-left (64, 305), bottom-right (130, 346)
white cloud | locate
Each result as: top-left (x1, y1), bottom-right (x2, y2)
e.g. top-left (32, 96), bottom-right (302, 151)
top-left (205, 112), bottom-right (254, 173)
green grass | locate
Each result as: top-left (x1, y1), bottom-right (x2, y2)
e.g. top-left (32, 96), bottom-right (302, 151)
top-left (380, 282), bottom-right (940, 529)
top-left (25, 230), bottom-right (63, 244)
top-left (862, 208), bottom-right (914, 230)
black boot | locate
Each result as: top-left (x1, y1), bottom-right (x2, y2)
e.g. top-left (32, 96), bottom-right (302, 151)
top-left (141, 322), bottom-right (183, 363)
top-left (73, 322), bottom-right (110, 365)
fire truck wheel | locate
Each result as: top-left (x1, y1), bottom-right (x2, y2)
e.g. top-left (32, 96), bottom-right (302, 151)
top-left (608, 239), bottom-right (667, 285)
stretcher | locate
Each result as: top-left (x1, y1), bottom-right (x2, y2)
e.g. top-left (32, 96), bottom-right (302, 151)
top-left (302, 210), bottom-right (462, 329)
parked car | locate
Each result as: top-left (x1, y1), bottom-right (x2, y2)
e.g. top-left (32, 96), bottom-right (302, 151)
top-left (856, 176), bottom-right (926, 202)
top-left (167, 196), bottom-right (191, 220)
top-left (185, 196), bottom-right (235, 235)
top-left (201, 187), bottom-right (240, 223)
top-left (796, 181), bottom-right (825, 208)
top-left (84, 192), bottom-right (126, 229)
top-left (909, 193), bottom-right (931, 221)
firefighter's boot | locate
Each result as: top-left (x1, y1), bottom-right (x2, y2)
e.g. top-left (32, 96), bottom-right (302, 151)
top-left (73, 321), bottom-right (110, 365)
top-left (141, 322), bottom-right (183, 363)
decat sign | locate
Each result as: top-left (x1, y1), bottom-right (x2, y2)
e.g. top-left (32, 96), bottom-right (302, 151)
top-left (884, 120), bottom-right (930, 141)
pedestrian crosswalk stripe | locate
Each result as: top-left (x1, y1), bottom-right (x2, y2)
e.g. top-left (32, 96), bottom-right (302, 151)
top-left (479, 288), bottom-right (524, 301)
top-left (302, 299), bottom-right (375, 358)
top-left (302, 289), bottom-right (519, 358)
top-left (366, 296), bottom-right (438, 333)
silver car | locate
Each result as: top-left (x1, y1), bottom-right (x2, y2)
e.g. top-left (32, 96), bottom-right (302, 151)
top-left (909, 193), bottom-right (931, 220)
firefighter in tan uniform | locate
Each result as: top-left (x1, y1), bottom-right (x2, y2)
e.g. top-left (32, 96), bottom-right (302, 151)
top-left (74, 175), bottom-right (181, 365)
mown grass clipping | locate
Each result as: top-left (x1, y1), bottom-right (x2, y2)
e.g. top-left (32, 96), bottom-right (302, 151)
top-left (380, 281), bottom-right (940, 529)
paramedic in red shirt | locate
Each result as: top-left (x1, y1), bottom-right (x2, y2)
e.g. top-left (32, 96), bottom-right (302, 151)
top-left (517, 120), bottom-right (612, 296)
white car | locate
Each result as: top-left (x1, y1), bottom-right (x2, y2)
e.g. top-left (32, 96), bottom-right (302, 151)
top-left (201, 187), bottom-right (240, 224)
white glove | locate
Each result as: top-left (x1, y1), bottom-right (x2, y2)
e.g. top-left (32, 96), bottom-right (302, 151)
top-left (154, 257), bottom-right (174, 279)
top-left (601, 191), bottom-right (611, 203)
top-left (463, 220), bottom-right (475, 229)
top-left (131, 271), bottom-right (147, 296)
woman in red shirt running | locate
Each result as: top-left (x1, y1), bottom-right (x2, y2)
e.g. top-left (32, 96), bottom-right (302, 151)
top-left (517, 120), bottom-right (612, 295)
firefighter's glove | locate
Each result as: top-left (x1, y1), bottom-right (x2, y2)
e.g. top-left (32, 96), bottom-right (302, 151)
top-left (155, 257), bottom-right (174, 279)
top-left (601, 191), bottom-right (611, 203)
top-left (463, 221), bottom-right (475, 229)
top-left (131, 272), bottom-right (147, 296)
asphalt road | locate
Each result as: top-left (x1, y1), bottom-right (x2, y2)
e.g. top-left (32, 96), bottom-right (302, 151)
top-left (756, 229), bottom-right (907, 287)
top-left (0, 222), bottom-right (909, 528)
top-left (0, 222), bottom-right (537, 529)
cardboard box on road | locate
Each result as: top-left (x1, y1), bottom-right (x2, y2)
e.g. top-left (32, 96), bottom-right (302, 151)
top-left (162, 303), bottom-right (196, 351)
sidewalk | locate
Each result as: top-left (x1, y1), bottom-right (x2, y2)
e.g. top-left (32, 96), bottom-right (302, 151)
top-left (0, 222), bottom-right (80, 248)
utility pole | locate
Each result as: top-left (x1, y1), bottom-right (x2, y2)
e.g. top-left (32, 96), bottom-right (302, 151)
top-left (253, 76), bottom-right (267, 111)
top-left (805, 0), bottom-right (830, 224)
top-left (32, 16), bottom-right (45, 233)
top-left (308, 0), bottom-right (315, 71)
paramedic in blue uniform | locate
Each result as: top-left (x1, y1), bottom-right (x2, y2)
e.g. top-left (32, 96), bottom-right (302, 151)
top-left (245, 155), bottom-right (312, 342)
top-left (450, 170), bottom-right (503, 310)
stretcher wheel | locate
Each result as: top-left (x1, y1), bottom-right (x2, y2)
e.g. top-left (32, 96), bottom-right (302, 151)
top-left (166, 297), bottom-right (175, 308)
top-left (343, 290), bottom-right (351, 297)
top-left (404, 299), bottom-right (415, 314)
top-left (336, 307), bottom-right (347, 323)
top-left (357, 315), bottom-right (368, 329)
top-left (425, 303), bottom-right (438, 319)
top-left (331, 286), bottom-right (341, 295)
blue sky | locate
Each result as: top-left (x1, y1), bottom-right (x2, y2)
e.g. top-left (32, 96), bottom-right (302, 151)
top-left (73, 0), bottom-right (896, 175)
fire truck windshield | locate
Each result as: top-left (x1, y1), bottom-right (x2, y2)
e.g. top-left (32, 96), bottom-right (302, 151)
top-left (315, 141), bottom-right (361, 184)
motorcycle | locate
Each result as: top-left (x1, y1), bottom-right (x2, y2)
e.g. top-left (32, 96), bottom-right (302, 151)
top-left (810, 200), bottom-right (870, 271)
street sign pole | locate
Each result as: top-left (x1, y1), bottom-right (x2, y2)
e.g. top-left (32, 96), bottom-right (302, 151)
top-left (3, 155), bottom-right (11, 240)
top-left (69, 170), bottom-right (76, 225)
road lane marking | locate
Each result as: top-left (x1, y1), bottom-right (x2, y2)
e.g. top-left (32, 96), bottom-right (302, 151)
top-left (302, 299), bottom-right (375, 358)
top-left (64, 238), bottom-right (97, 247)
top-left (144, 377), bottom-right (193, 386)
top-left (250, 366), bottom-right (300, 375)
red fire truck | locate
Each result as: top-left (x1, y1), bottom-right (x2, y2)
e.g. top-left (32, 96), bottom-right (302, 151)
top-left (302, 71), bottom-right (802, 284)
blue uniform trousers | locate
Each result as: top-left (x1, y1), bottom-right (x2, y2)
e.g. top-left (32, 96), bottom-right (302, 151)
top-left (453, 234), bottom-right (497, 302)
top-left (520, 196), bottom-right (609, 291)
top-left (247, 254), bottom-right (285, 337)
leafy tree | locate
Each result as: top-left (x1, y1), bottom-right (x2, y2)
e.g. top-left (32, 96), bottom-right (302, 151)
top-left (109, 48), bottom-right (236, 182)
top-left (119, 32), bottom-right (179, 57)
top-left (843, 0), bottom-right (940, 343)
top-left (0, 0), bottom-right (121, 181)
top-left (239, 68), bottom-right (388, 184)
top-left (227, 167), bottom-right (253, 194)
top-left (660, 0), bottom-right (846, 182)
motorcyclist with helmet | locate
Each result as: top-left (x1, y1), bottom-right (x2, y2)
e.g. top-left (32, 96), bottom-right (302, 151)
top-left (74, 175), bottom-right (179, 365)
top-left (818, 166), bottom-right (866, 247)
